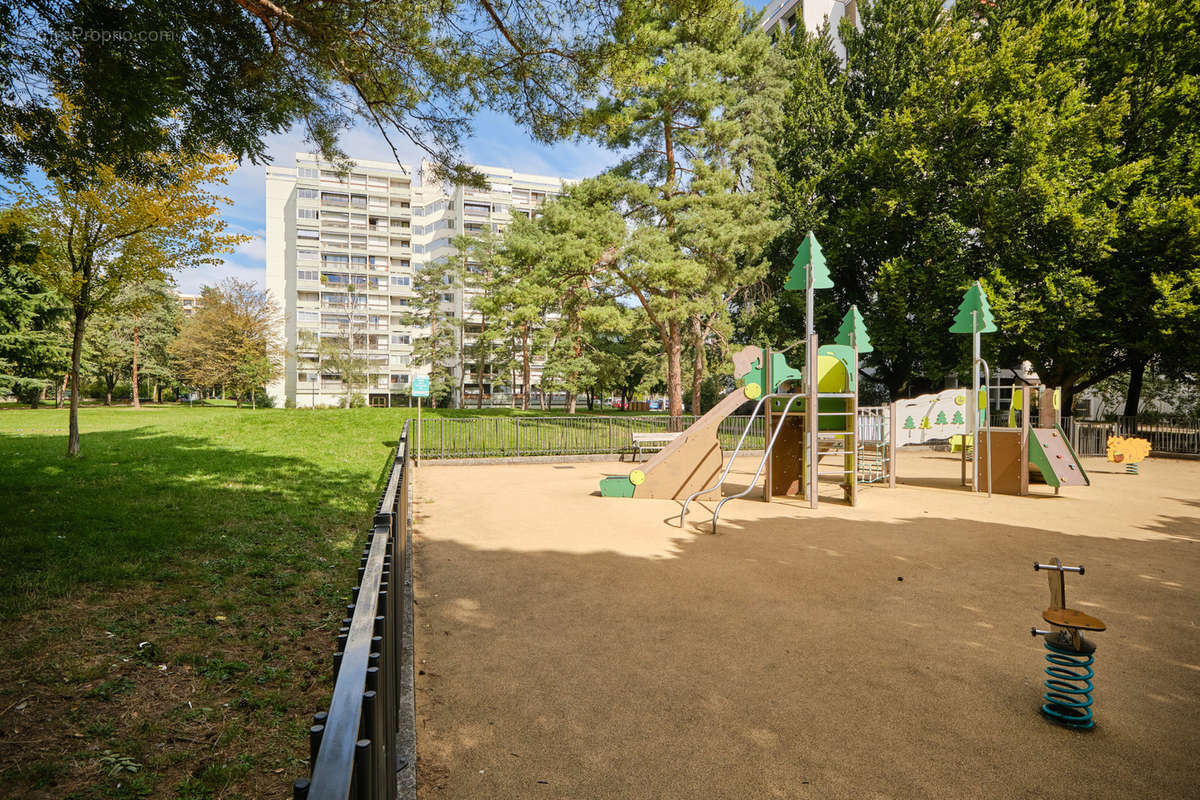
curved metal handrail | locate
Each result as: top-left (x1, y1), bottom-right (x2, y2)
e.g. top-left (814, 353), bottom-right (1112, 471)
top-left (678, 392), bottom-right (778, 527)
top-left (710, 393), bottom-right (806, 534)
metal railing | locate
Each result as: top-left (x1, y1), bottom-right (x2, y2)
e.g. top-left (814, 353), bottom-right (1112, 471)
top-left (1066, 415), bottom-right (1200, 457)
top-left (295, 422), bottom-right (414, 800)
top-left (413, 414), bottom-right (766, 459)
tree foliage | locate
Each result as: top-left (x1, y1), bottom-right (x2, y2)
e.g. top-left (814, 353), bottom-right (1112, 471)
top-left (403, 259), bottom-right (460, 405)
top-left (0, 209), bottom-right (70, 406)
top-left (757, 0), bottom-right (1200, 410)
top-left (169, 279), bottom-right (282, 408)
top-left (17, 98), bottom-right (244, 452)
top-left (573, 0), bottom-right (786, 417)
top-left (1, 0), bottom-right (637, 185)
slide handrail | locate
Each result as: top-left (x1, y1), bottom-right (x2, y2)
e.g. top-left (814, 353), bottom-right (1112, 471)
top-left (678, 391), bottom-right (778, 527)
top-left (710, 393), bottom-right (806, 534)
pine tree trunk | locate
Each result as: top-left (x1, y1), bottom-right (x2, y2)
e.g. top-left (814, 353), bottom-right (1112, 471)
top-left (666, 319), bottom-right (683, 424)
top-left (154, 381), bottom-right (160, 403)
top-left (690, 316), bottom-right (704, 415)
top-left (68, 305), bottom-right (86, 456)
top-left (521, 326), bottom-right (531, 411)
top-left (131, 324), bottom-right (141, 408)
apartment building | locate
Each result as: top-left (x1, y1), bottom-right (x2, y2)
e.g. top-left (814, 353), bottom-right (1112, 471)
top-left (265, 154), bottom-right (565, 408)
top-left (762, 0), bottom-right (858, 57)
top-left (177, 293), bottom-right (202, 317)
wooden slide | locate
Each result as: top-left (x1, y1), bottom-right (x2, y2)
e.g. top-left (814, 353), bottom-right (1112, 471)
top-left (599, 389), bottom-right (753, 500)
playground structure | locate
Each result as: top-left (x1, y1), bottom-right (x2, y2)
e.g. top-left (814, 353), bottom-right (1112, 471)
top-left (890, 282), bottom-right (1090, 497)
top-left (891, 383), bottom-right (1090, 496)
top-left (599, 248), bottom-right (1092, 516)
top-left (1030, 558), bottom-right (1106, 729)
top-left (600, 233), bottom-right (894, 525)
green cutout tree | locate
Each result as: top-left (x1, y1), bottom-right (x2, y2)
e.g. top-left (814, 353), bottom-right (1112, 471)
top-left (935, 410), bottom-right (948, 425)
top-left (903, 416), bottom-right (915, 430)
top-left (952, 410), bottom-right (964, 425)
top-left (784, 231), bottom-right (833, 291)
top-left (835, 304), bottom-right (873, 353)
top-left (949, 280), bottom-right (998, 334)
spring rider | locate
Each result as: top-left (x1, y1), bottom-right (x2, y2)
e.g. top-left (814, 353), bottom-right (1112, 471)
top-left (1029, 558), bottom-right (1107, 729)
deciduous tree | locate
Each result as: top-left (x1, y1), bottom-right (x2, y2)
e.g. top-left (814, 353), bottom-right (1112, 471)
top-left (18, 99), bottom-right (243, 453)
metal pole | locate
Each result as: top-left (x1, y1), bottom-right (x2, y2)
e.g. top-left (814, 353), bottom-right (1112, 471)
top-left (971, 310), bottom-right (980, 493)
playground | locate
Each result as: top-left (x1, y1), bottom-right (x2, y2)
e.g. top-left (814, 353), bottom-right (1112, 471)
top-left (411, 450), bottom-right (1200, 798)
top-left (406, 238), bottom-right (1198, 798)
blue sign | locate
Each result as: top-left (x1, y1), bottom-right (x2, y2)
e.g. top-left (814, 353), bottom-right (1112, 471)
top-left (411, 376), bottom-right (431, 398)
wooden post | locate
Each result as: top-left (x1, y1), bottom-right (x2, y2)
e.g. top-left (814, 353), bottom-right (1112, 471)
top-left (888, 401), bottom-right (897, 488)
top-left (763, 345), bottom-right (773, 503)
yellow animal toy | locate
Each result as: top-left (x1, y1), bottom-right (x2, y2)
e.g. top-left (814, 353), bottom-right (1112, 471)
top-left (1107, 436), bottom-right (1151, 474)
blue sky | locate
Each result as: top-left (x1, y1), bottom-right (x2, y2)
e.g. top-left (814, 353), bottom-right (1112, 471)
top-left (191, 111), bottom-right (623, 294)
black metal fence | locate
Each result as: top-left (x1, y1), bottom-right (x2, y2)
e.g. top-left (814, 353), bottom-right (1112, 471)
top-left (295, 423), bottom-right (414, 800)
top-left (412, 414), bottom-right (767, 459)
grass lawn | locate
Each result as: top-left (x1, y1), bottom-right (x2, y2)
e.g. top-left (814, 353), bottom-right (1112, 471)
top-left (0, 405), bottom-right (424, 799)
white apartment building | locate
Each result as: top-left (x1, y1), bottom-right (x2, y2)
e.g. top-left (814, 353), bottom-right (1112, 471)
top-left (266, 154), bottom-right (565, 408)
top-left (177, 292), bottom-right (201, 317)
top-left (762, 0), bottom-right (859, 58)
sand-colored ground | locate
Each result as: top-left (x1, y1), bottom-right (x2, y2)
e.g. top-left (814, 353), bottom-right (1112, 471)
top-left (411, 451), bottom-right (1200, 799)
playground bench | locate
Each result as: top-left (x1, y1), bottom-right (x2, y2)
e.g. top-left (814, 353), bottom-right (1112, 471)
top-left (630, 432), bottom-right (682, 461)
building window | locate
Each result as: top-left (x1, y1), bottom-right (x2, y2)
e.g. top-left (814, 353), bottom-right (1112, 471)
top-left (322, 253), bottom-right (349, 265)
top-left (298, 311), bottom-right (319, 322)
top-left (391, 276), bottom-right (411, 286)
top-left (322, 191), bottom-right (349, 206)
top-left (298, 269), bottom-right (319, 281)
top-left (298, 208), bottom-right (319, 220)
top-left (298, 248), bottom-right (319, 262)
top-left (391, 335), bottom-right (411, 345)
top-left (392, 374), bottom-right (410, 384)
top-left (298, 187), bottom-right (319, 199)
top-left (440, 292), bottom-right (454, 302)
top-left (298, 167), bottom-right (318, 179)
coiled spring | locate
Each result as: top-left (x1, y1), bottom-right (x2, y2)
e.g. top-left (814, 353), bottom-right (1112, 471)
top-left (1041, 638), bottom-right (1095, 729)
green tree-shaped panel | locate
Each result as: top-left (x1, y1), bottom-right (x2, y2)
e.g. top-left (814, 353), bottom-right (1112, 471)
top-left (784, 231), bottom-right (833, 291)
top-left (903, 416), bottom-right (915, 430)
top-left (949, 280), bottom-right (998, 334)
top-left (952, 410), bottom-right (964, 425)
top-left (935, 411), bottom-right (948, 425)
top-left (835, 304), bottom-right (873, 353)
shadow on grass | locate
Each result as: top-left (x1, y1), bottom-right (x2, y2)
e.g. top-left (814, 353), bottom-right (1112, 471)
top-left (0, 425), bottom-right (389, 619)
